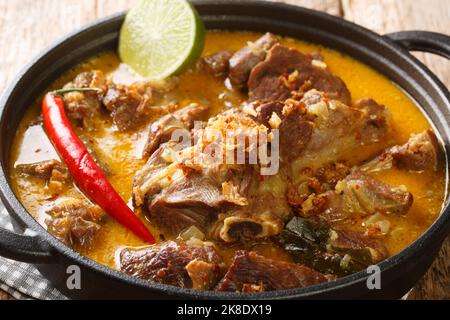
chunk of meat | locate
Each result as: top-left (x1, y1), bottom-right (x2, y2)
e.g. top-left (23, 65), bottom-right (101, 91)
top-left (254, 101), bottom-right (284, 128)
top-left (251, 99), bottom-right (313, 161)
top-left (133, 142), bottom-right (179, 207)
top-left (360, 130), bottom-right (442, 174)
top-left (300, 171), bottom-right (413, 222)
top-left (119, 240), bottom-right (222, 290)
top-left (63, 71), bottom-right (107, 126)
top-left (16, 159), bottom-right (63, 179)
top-left (215, 251), bottom-right (330, 292)
top-left (200, 50), bottom-right (234, 77)
top-left (16, 160), bottom-right (71, 193)
top-left (71, 70), bottom-right (107, 90)
top-left (354, 98), bottom-right (391, 143)
top-left (248, 44), bottom-right (351, 104)
top-left (229, 33), bottom-right (279, 88)
top-left (137, 109), bottom-right (261, 206)
top-left (291, 90), bottom-right (390, 171)
top-left (102, 82), bottom-right (154, 131)
top-left (142, 104), bottom-right (209, 158)
top-left (154, 175), bottom-right (225, 208)
top-left (64, 71), bottom-right (175, 131)
top-left (279, 101), bottom-right (314, 160)
top-left (335, 171), bottom-right (413, 216)
top-left (146, 174), bottom-right (225, 235)
top-left (45, 199), bottom-right (104, 248)
top-left (329, 226), bottom-right (387, 263)
top-left (390, 130), bottom-right (441, 171)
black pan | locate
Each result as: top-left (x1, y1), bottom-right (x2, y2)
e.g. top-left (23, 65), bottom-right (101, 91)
top-left (0, 0), bottom-right (449, 299)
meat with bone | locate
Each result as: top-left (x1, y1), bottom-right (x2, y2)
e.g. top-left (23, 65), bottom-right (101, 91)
top-left (134, 108), bottom-right (291, 241)
top-left (136, 150), bottom-right (287, 240)
top-left (142, 104), bottom-right (209, 158)
top-left (200, 50), bottom-right (234, 77)
top-left (134, 87), bottom-right (392, 243)
top-left (248, 44), bottom-right (351, 104)
top-left (119, 240), bottom-right (222, 290)
top-left (134, 86), bottom-right (393, 243)
top-left (45, 199), bottom-right (104, 248)
top-left (215, 250), bottom-right (331, 292)
top-left (209, 171), bottom-right (291, 243)
top-left (229, 33), bottom-right (279, 88)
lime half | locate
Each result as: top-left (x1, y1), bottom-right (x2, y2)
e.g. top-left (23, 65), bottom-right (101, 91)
top-left (119, 0), bottom-right (205, 79)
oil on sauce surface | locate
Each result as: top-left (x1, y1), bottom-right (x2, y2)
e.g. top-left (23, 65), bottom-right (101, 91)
top-left (9, 31), bottom-right (446, 269)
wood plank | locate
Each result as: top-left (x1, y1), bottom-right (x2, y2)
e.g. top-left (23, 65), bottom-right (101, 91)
top-left (94, 0), bottom-right (342, 17)
top-left (268, 0), bottom-right (342, 15)
top-left (0, 0), bottom-right (97, 93)
top-left (408, 238), bottom-right (450, 299)
top-left (95, 0), bottom-right (137, 17)
top-left (342, 0), bottom-right (450, 90)
top-left (342, 0), bottom-right (450, 300)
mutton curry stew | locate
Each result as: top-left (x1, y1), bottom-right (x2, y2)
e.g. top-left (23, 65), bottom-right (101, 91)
top-left (10, 31), bottom-right (446, 292)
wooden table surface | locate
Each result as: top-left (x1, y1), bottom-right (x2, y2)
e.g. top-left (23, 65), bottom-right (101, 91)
top-left (0, 0), bottom-right (449, 300)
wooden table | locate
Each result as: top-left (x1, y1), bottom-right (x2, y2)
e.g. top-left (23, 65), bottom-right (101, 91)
top-left (0, 0), bottom-right (449, 300)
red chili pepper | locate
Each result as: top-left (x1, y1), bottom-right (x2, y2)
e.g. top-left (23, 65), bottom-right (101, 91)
top-left (42, 90), bottom-right (155, 244)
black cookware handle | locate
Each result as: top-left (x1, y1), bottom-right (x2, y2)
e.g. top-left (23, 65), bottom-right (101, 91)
top-left (385, 31), bottom-right (450, 59)
top-left (0, 213), bottom-right (56, 264)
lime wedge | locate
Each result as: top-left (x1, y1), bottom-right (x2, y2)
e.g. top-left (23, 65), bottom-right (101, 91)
top-left (119, 0), bottom-right (205, 79)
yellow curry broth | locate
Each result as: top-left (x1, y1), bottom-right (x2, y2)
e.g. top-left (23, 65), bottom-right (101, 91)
top-left (9, 31), bottom-right (446, 269)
